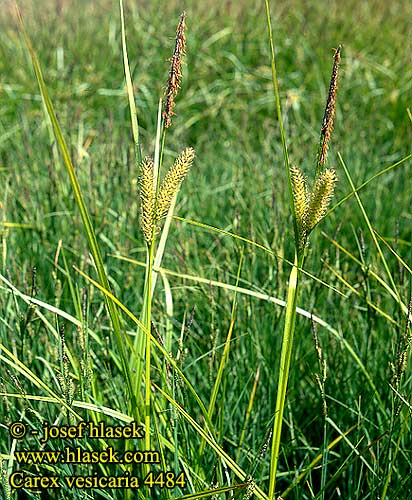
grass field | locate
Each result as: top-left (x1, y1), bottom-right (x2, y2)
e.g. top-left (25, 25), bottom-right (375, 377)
top-left (1, 1), bottom-right (411, 499)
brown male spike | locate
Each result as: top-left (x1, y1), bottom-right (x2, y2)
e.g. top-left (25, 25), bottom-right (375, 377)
top-left (317, 45), bottom-right (342, 170)
top-left (163, 11), bottom-right (186, 128)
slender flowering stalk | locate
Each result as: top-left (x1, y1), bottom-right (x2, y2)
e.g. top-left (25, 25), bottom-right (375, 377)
top-left (317, 45), bottom-right (341, 171)
top-left (265, 5), bottom-right (342, 492)
top-left (381, 296), bottom-right (412, 500)
top-left (136, 147), bottom-right (194, 453)
top-left (163, 11), bottom-right (186, 128)
top-left (137, 13), bottom-right (192, 444)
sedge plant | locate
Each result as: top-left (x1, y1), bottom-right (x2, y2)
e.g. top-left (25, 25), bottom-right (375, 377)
top-left (20, 0), bottom-right (195, 456)
top-left (123, 6), bottom-right (195, 451)
top-left (265, 2), bottom-right (340, 497)
top-left (7, 3), bottom-right (411, 499)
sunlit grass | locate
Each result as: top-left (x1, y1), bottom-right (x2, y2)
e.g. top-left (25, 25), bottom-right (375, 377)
top-left (1, 1), bottom-right (411, 499)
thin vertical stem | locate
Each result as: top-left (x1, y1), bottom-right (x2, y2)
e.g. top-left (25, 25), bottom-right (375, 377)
top-left (144, 241), bottom-right (155, 452)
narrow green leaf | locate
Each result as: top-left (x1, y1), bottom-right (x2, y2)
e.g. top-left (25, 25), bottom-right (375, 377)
top-left (119, 0), bottom-right (142, 162)
top-left (16, 8), bottom-right (137, 420)
top-left (339, 153), bottom-right (402, 312)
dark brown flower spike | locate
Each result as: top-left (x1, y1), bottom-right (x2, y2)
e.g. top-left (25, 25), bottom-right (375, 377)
top-left (317, 45), bottom-right (342, 169)
top-left (163, 11), bottom-right (186, 128)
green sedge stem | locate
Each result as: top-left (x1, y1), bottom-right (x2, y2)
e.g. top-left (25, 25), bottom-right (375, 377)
top-left (268, 250), bottom-right (303, 498)
top-left (144, 241), bottom-right (155, 453)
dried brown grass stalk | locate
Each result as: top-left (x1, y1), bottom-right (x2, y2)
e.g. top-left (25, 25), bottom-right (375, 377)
top-left (163, 11), bottom-right (186, 128)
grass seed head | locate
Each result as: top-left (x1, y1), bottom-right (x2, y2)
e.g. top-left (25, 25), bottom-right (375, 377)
top-left (391, 296), bottom-right (412, 389)
top-left (58, 325), bottom-right (75, 405)
top-left (139, 157), bottom-right (156, 244)
top-left (317, 45), bottom-right (341, 168)
top-left (156, 147), bottom-right (195, 220)
top-left (163, 11), bottom-right (186, 128)
top-left (290, 166), bottom-right (309, 249)
top-left (306, 168), bottom-right (337, 233)
top-left (242, 477), bottom-right (256, 500)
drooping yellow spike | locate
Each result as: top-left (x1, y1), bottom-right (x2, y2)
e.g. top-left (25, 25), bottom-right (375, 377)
top-left (290, 165), bottom-right (308, 249)
top-left (138, 157), bottom-right (156, 244)
top-left (306, 168), bottom-right (337, 233)
top-left (156, 147), bottom-right (195, 220)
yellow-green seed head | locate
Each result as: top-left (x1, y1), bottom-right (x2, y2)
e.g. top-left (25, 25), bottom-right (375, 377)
top-left (306, 168), bottom-right (337, 233)
top-left (139, 157), bottom-right (156, 244)
top-left (290, 165), bottom-right (308, 248)
top-left (156, 147), bottom-right (195, 220)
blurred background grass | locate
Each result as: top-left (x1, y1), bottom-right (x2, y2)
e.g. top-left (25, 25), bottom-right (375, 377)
top-left (1, 0), bottom-right (411, 498)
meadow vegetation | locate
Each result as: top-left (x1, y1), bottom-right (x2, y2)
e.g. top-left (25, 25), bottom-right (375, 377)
top-left (0, 0), bottom-right (411, 499)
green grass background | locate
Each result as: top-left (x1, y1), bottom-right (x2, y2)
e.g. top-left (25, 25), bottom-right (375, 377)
top-left (1, 0), bottom-right (411, 498)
